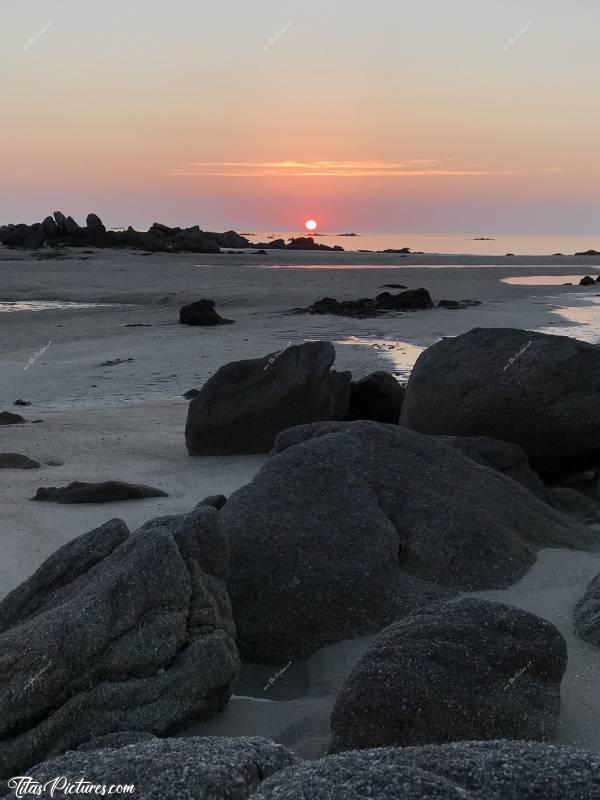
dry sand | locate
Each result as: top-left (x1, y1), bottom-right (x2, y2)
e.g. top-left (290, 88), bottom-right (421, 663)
top-left (1, 246), bottom-right (600, 757)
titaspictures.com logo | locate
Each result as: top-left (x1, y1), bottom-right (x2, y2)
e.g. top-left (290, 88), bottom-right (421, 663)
top-left (6, 776), bottom-right (135, 798)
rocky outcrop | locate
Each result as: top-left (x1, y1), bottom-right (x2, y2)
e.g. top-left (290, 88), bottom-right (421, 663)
top-left (0, 212), bottom-right (250, 253)
top-left (401, 327), bottom-right (600, 475)
top-left (0, 736), bottom-right (296, 799)
top-left (344, 371), bottom-right (405, 423)
top-left (179, 298), bottom-right (234, 326)
top-left (305, 289), bottom-right (433, 318)
top-left (185, 341), bottom-right (351, 455)
top-left (0, 508), bottom-right (239, 777)
top-left (31, 480), bottom-right (168, 503)
top-left (252, 741), bottom-right (600, 799)
top-left (330, 599), bottom-right (567, 752)
top-left (254, 236), bottom-right (344, 251)
top-left (580, 275), bottom-right (596, 286)
top-left (223, 421), bottom-right (592, 662)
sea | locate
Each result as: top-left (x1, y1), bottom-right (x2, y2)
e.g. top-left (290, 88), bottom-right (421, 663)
top-left (235, 232), bottom-right (600, 257)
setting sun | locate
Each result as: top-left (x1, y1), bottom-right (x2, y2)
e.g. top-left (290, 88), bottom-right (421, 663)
top-left (305, 219), bottom-right (318, 233)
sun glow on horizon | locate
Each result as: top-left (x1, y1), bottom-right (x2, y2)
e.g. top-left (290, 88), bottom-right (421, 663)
top-left (305, 219), bottom-right (318, 233)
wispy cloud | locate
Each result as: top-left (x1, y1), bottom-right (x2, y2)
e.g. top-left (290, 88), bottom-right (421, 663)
top-left (165, 160), bottom-right (519, 178)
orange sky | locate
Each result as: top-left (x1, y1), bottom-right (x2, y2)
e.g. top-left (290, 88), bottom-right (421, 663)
top-left (2, 1), bottom-right (600, 232)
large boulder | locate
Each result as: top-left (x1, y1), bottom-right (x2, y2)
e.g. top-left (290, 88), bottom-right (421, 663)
top-left (0, 736), bottom-right (296, 799)
top-left (330, 598), bottom-right (567, 752)
top-left (401, 328), bottom-right (600, 474)
top-left (252, 741), bottom-right (600, 799)
top-left (574, 571), bottom-right (600, 647)
top-left (0, 508), bottom-right (239, 777)
top-left (185, 341), bottom-right (351, 455)
top-left (223, 421), bottom-right (592, 662)
top-left (345, 371), bottom-right (405, 423)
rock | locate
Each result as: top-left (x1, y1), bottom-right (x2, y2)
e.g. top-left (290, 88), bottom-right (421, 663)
top-left (197, 493), bottom-right (228, 510)
top-left (183, 388), bottom-right (200, 399)
top-left (574, 571), bottom-right (600, 647)
top-left (101, 357), bottom-right (134, 366)
top-left (31, 480), bottom-right (168, 503)
top-left (13, 398), bottom-right (31, 406)
top-left (65, 216), bottom-right (81, 235)
top-left (330, 598), bottom-right (566, 752)
top-left (375, 288), bottom-right (433, 310)
top-left (0, 453), bottom-right (40, 469)
top-left (401, 328), bottom-right (600, 472)
top-left (179, 298), bottom-right (234, 326)
top-left (25, 223), bottom-right (45, 248)
top-left (211, 230), bottom-right (250, 248)
top-left (379, 283), bottom-right (407, 289)
top-left (0, 411), bottom-right (25, 425)
top-left (549, 486), bottom-right (600, 523)
top-left (252, 740), bottom-right (600, 799)
top-left (172, 230), bottom-right (220, 253)
top-left (575, 249), bottom-right (600, 256)
top-left (0, 508), bottom-right (240, 777)
top-left (306, 296), bottom-right (381, 318)
top-left (0, 223), bottom-right (30, 247)
top-left (438, 299), bottom-right (482, 309)
top-left (579, 275), bottom-right (596, 286)
top-left (185, 341), bottom-right (351, 456)
top-left (42, 216), bottom-right (59, 238)
top-left (53, 211), bottom-right (68, 232)
top-left (286, 236), bottom-right (343, 251)
top-left (86, 213), bottom-right (106, 233)
top-left (438, 435), bottom-right (549, 501)
top-left (344, 371), bottom-right (405, 424)
top-left (223, 421), bottom-right (591, 662)
top-left (0, 736), bottom-right (296, 800)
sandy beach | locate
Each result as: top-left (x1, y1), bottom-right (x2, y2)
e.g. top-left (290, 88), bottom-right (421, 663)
top-left (2, 246), bottom-right (600, 764)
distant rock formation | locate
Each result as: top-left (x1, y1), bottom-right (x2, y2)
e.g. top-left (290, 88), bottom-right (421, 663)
top-left (252, 236), bottom-right (344, 251)
top-left (0, 212), bottom-right (252, 253)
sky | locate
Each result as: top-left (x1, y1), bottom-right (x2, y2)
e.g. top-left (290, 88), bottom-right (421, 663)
top-left (2, 0), bottom-right (600, 233)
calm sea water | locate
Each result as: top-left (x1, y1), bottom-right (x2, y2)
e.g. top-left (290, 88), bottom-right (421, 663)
top-left (241, 232), bottom-right (600, 256)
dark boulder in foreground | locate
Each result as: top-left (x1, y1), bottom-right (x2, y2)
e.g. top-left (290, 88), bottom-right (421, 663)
top-left (223, 421), bottom-right (591, 662)
top-left (574, 572), bottom-right (600, 647)
top-left (0, 411), bottom-right (25, 425)
top-left (179, 298), bottom-right (234, 326)
top-left (345, 371), bottom-right (404, 423)
top-left (401, 327), bottom-right (600, 470)
top-left (31, 480), bottom-right (168, 503)
top-left (0, 452), bottom-right (40, 469)
top-left (253, 741), bottom-right (600, 799)
top-left (0, 736), bottom-right (296, 800)
top-left (330, 599), bottom-right (566, 752)
top-left (0, 508), bottom-right (239, 778)
top-left (580, 275), bottom-right (597, 286)
top-left (185, 341), bottom-right (351, 455)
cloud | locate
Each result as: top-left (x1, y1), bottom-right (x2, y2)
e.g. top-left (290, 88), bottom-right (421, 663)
top-left (165, 160), bottom-right (519, 178)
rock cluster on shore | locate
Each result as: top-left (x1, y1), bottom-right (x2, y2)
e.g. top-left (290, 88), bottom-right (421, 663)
top-left (5, 328), bottom-right (600, 795)
top-left (0, 212), bottom-right (251, 253)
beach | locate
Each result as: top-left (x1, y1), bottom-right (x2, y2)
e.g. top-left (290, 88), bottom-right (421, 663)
top-left (2, 246), bottom-right (600, 764)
